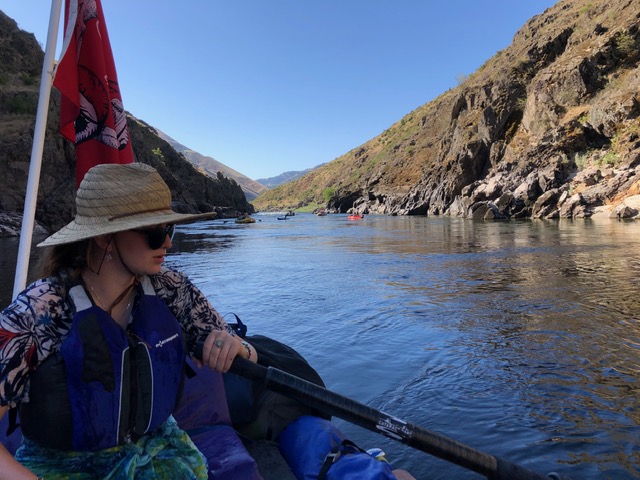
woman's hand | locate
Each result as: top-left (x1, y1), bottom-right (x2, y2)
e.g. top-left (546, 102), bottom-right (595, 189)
top-left (0, 406), bottom-right (44, 479)
top-left (196, 330), bottom-right (254, 372)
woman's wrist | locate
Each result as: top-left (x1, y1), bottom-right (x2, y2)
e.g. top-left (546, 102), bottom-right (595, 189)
top-left (240, 340), bottom-right (252, 360)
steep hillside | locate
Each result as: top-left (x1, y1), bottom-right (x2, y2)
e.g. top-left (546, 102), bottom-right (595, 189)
top-left (0, 10), bottom-right (252, 236)
top-left (156, 130), bottom-right (268, 201)
top-left (253, 0), bottom-right (640, 219)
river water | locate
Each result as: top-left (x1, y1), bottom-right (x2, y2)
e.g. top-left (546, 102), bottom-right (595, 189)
top-left (2, 214), bottom-right (640, 479)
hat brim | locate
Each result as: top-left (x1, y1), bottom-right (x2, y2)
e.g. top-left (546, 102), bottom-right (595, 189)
top-left (37, 210), bottom-right (217, 247)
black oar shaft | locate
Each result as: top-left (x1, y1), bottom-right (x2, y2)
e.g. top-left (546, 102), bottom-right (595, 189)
top-left (229, 357), bottom-right (550, 480)
top-left (266, 366), bottom-right (498, 477)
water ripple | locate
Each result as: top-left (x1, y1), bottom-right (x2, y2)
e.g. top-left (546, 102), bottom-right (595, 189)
top-left (5, 215), bottom-right (640, 479)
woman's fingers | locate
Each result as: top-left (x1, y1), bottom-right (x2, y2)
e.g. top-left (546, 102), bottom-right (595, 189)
top-left (202, 331), bottom-right (241, 372)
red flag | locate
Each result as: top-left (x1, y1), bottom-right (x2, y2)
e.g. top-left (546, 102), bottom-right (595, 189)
top-left (54, 0), bottom-right (134, 187)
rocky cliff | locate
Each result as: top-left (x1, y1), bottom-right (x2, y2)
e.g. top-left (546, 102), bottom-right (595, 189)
top-left (253, 0), bottom-right (640, 219)
top-left (0, 10), bottom-right (252, 237)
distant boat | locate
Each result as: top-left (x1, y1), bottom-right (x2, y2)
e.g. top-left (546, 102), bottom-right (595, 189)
top-left (235, 215), bottom-right (256, 224)
top-left (347, 214), bottom-right (364, 220)
top-left (277, 216), bottom-right (290, 220)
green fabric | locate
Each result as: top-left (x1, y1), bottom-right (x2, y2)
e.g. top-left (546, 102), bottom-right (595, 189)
top-left (15, 416), bottom-right (208, 480)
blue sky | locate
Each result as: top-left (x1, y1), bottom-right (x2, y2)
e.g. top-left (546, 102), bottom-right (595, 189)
top-left (1, 1), bottom-right (558, 180)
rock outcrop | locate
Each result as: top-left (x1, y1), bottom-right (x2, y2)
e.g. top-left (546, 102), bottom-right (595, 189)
top-left (253, 0), bottom-right (640, 220)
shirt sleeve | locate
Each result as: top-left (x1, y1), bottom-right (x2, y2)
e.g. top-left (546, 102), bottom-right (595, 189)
top-left (0, 278), bottom-right (73, 408)
top-left (151, 268), bottom-right (233, 356)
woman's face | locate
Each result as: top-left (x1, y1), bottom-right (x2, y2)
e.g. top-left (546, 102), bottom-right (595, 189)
top-left (114, 225), bottom-right (174, 275)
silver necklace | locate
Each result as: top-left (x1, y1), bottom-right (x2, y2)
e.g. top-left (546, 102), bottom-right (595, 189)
top-left (83, 276), bottom-right (137, 320)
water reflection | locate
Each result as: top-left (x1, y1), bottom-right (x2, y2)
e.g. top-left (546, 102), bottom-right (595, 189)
top-left (0, 234), bottom-right (47, 306)
top-left (2, 215), bottom-right (640, 478)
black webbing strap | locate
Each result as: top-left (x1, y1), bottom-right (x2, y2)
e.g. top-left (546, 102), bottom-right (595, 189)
top-left (6, 406), bottom-right (19, 436)
top-left (318, 439), bottom-right (367, 480)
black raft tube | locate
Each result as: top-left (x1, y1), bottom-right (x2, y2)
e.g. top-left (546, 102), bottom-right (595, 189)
top-left (194, 345), bottom-right (572, 480)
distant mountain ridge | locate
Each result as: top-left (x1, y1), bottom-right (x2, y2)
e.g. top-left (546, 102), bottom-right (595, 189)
top-left (256, 164), bottom-right (326, 189)
top-left (155, 130), bottom-right (268, 201)
top-left (157, 129), bottom-right (325, 193)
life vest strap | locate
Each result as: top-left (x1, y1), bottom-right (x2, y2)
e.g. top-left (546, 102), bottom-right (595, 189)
top-left (6, 407), bottom-right (19, 436)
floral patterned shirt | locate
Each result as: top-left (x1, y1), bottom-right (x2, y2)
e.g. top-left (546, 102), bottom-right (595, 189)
top-left (0, 267), bottom-right (230, 408)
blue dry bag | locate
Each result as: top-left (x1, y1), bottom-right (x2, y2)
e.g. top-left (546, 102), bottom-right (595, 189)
top-left (278, 415), bottom-right (397, 480)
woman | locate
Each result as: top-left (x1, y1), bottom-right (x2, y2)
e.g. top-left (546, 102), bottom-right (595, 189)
top-left (0, 163), bottom-right (259, 479)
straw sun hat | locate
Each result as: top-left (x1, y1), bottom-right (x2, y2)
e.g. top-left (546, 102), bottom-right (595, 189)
top-left (38, 163), bottom-right (216, 247)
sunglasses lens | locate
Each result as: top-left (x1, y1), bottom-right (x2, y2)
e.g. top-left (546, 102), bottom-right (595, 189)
top-left (147, 230), bottom-right (164, 249)
top-left (146, 224), bottom-right (175, 249)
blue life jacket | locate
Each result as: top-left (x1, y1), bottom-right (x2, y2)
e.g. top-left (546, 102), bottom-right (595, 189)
top-left (20, 277), bottom-right (185, 451)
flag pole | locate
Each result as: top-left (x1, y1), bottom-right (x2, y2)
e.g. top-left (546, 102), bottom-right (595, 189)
top-left (12, 0), bottom-right (64, 298)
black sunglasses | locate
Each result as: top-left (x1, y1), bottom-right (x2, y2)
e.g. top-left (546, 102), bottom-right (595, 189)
top-left (133, 224), bottom-right (176, 249)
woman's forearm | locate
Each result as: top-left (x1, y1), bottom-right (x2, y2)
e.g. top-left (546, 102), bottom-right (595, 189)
top-left (0, 442), bottom-right (38, 480)
top-left (0, 406), bottom-right (38, 480)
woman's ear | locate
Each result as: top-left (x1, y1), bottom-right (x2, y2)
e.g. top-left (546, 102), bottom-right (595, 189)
top-left (93, 234), bottom-right (114, 251)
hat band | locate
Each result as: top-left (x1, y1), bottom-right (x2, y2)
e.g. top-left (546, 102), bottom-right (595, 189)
top-left (109, 207), bottom-right (170, 221)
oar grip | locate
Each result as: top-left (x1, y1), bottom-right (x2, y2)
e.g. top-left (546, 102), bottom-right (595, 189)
top-left (193, 342), bottom-right (267, 382)
top-left (230, 356), bottom-right (267, 382)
